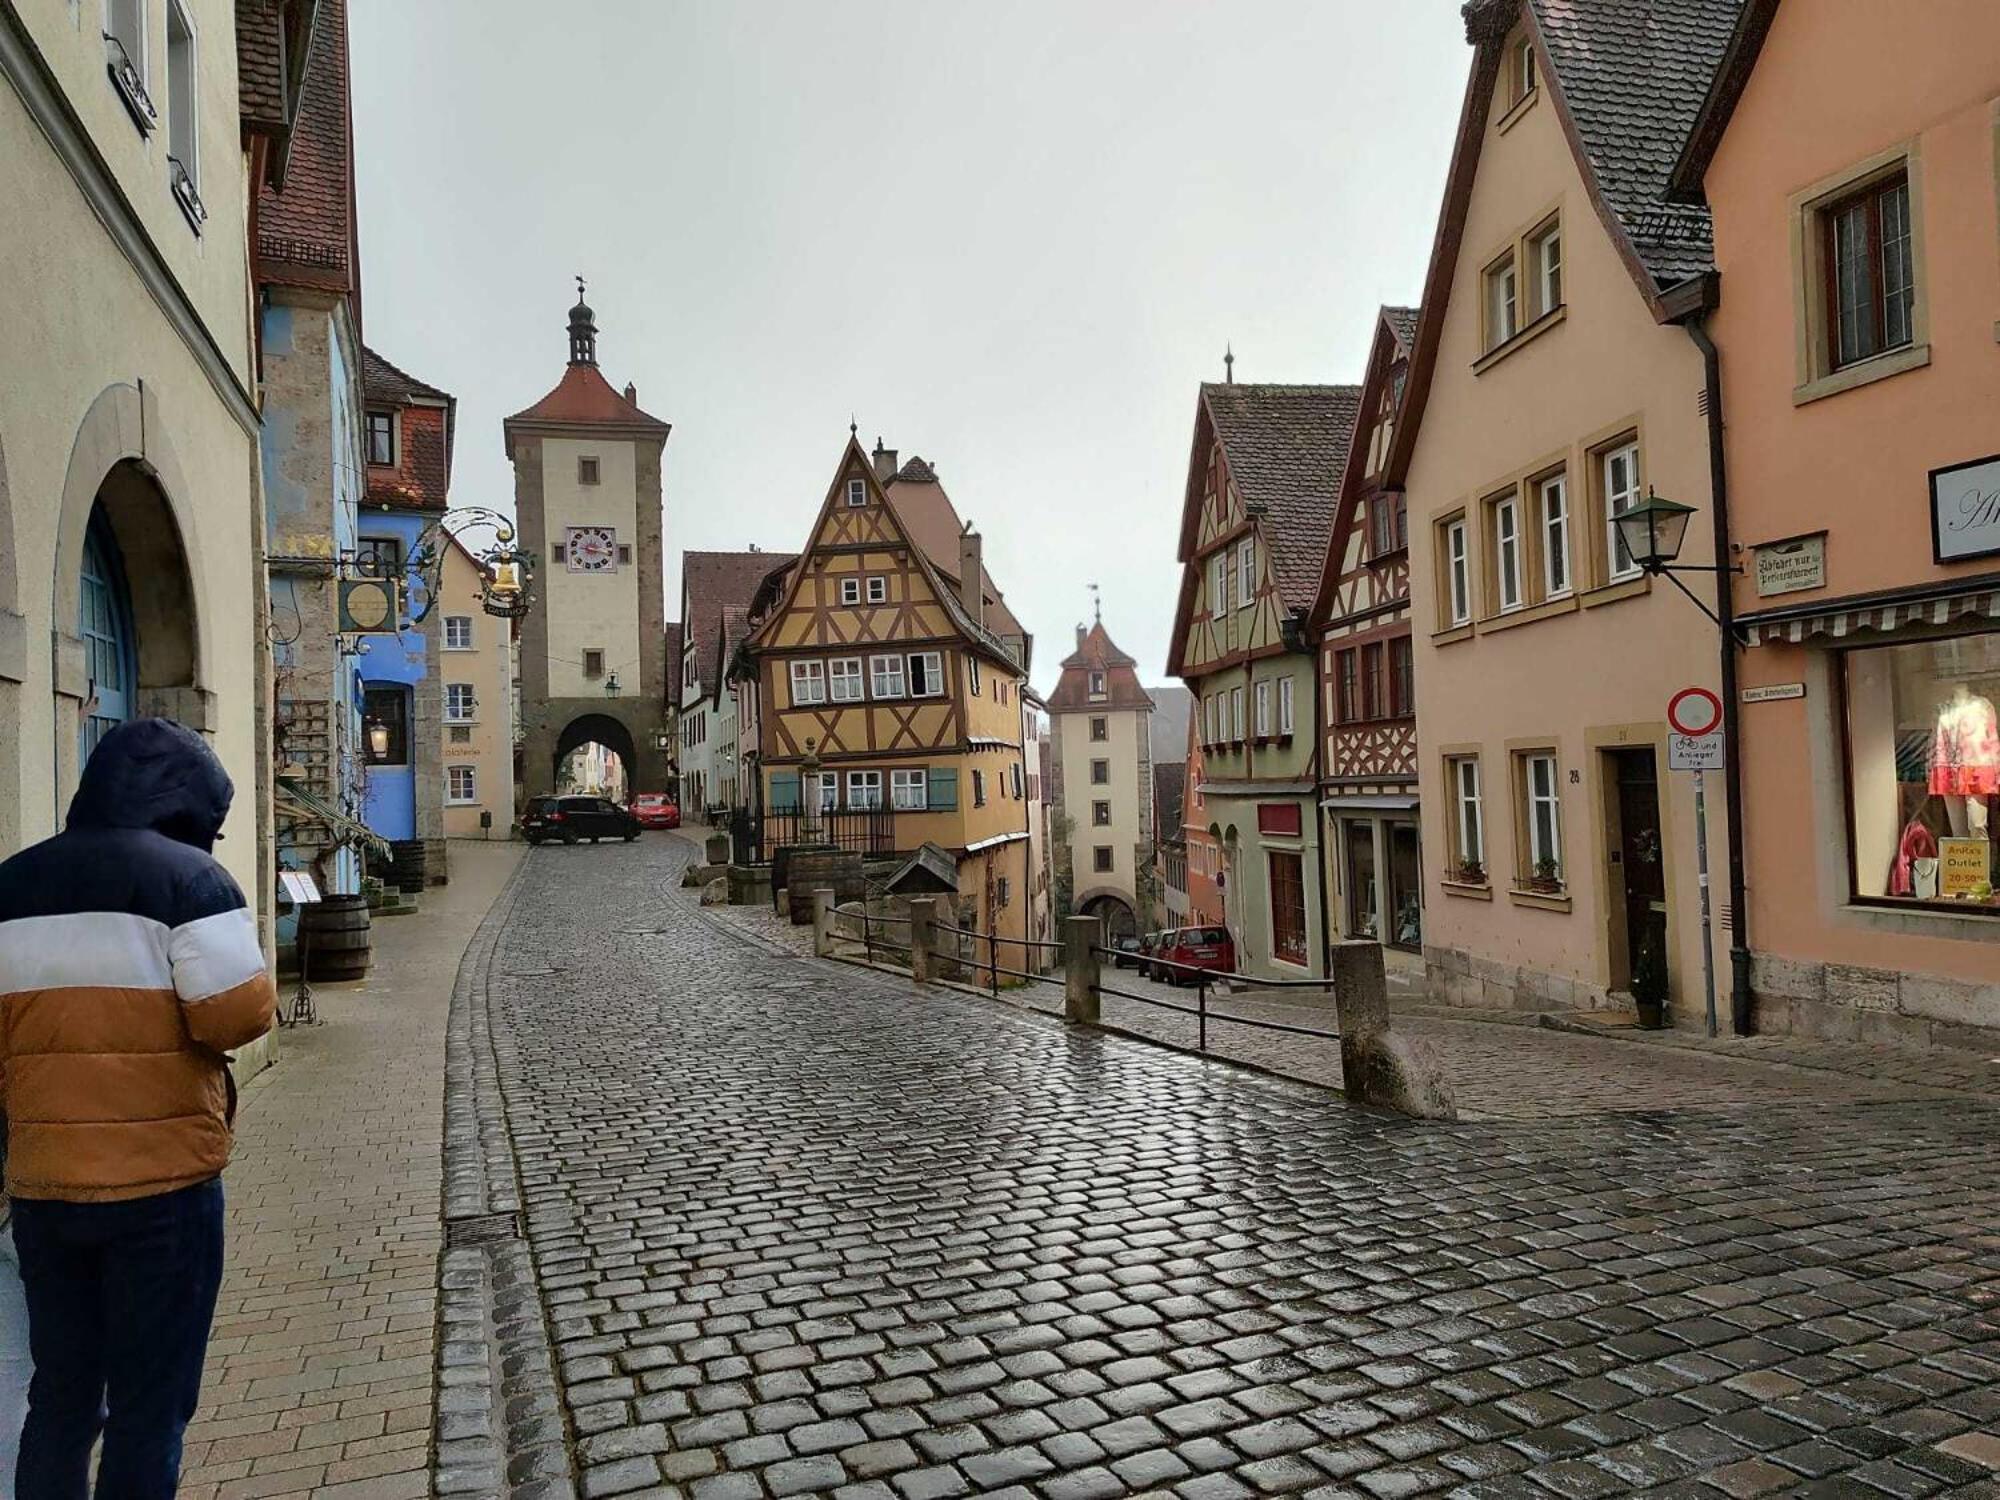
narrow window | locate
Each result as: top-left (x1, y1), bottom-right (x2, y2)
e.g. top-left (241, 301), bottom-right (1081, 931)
top-left (1445, 518), bottom-right (1471, 626)
top-left (1539, 474), bottom-right (1570, 597)
top-left (1449, 757), bottom-right (1484, 876)
top-left (1603, 442), bottom-right (1642, 582)
top-left (846, 477), bottom-right (866, 507)
top-left (578, 456), bottom-right (600, 485)
top-left (1523, 751), bottom-right (1562, 880)
top-left (165, 0), bottom-right (198, 198)
top-left (1254, 680), bottom-right (1271, 737)
top-left (1230, 687), bottom-right (1244, 741)
top-left (1362, 644), bottom-right (1385, 719)
top-left (1210, 553), bottom-right (1228, 614)
top-left (1388, 637), bottom-right (1413, 717)
top-left (1337, 650), bottom-right (1358, 723)
top-left (1090, 716), bottom-right (1108, 742)
top-left (869, 654), bottom-right (906, 699)
top-left (1278, 676), bottom-right (1295, 736)
top-left (972, 770), bottom-right (987, 807)
top-left (1486, 254), bottom-right (1518, 348)
top-left (1514, 33), bottom-right (1536, 103)
top-left (1238, 537), bottom-right (1256, 601)
top-left (1824, 174), bottom-right (1914, 370)
top-left (828, 658), bottom-right (864, 702)
top-left (365, 412), bottom-right (394, 466)
top-left (1495, 494), bottom-right (1523, 612)
top-left (1532, 221), bottom-right (1561, 317)
top-left (1088, 670), bottom-right (1106, 698)
top-left (1092, 800), bottom-right (1111, 826)
top-left (968, 659), bottom-right (981, 696)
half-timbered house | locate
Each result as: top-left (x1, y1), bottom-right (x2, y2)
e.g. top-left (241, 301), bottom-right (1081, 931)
top-left (1310, 307), bottom-right (1425, 969)
top-left (1168, 379), bottom-right (1360, 978)
top-left (745, 436), bottom-right (1036, 955)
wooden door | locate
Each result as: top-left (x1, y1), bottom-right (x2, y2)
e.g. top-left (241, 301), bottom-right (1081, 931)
top-left (1612, 749), bottom-right (1666, 990)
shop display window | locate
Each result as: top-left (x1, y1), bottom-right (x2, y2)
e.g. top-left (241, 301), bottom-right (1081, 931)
top-left (1844, 631), bottom-right (2000, 911)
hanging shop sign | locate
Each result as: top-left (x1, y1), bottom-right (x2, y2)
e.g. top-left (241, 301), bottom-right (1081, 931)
top-left (1938, 837), bottom-right (1992, 898)
top-left (1930, 453), bottom-right (2000, 565)
top-left (1752, 532), bottom-right (1827, 598)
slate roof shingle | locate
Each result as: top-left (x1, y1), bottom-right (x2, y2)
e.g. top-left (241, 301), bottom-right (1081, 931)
top-left (1531, 0), bottom-right (1746, 289)
top-left (255, 0), bottom-right (353, 293)
top-left (361, 345), bottom-right (454, 511)
top-left (1201, 383), bottom-right (1363, 614)
top-left (683, 551), bottom-right (795, 700)
top-left (1384, 305), bottom-right (1422, 350)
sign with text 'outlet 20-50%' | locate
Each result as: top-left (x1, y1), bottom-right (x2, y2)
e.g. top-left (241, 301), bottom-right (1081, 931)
top-left (1668, 686), bottom-right (1725, 771)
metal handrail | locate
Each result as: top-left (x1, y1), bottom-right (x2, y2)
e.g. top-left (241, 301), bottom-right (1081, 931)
top-left (1091, 946), bottom-right (1336, 989)
top-left (1087, 946), bottom-right (1339, 1054)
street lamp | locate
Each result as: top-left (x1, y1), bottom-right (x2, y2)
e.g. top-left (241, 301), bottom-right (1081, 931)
top-left (365, 718), bottom-right (391, 759)
top-left (1612, 488), bottom-right (1741, 638)
top-left (603, 673), bottom-right (621, 699)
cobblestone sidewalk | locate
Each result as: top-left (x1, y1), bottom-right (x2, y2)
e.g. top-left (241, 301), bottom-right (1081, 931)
top-left (178, 840), bottom-right (522, 1500)
top-left (479, 835), bottom-right (2000, 1499)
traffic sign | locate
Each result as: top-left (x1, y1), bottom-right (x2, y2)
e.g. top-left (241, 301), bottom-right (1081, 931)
top-left (1667, 686), bottom-right (1723, 737)
top-left (1669, 732), bottom-right (1724, 771)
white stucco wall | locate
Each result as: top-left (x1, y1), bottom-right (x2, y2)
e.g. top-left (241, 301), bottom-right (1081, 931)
top-left (1055, 705), bottom-right (1147, 910)
top-left (540, 435), bottom-right (641, 700)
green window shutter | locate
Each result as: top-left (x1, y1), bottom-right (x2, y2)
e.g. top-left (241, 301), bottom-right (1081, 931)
top-left (769, 771), bottom-right (801, 812)
top-left (927, 768), bottom-right (958, 810)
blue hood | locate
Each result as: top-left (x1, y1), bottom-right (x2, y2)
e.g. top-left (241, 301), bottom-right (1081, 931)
top-left (67, 718), bottom-right (234, 852)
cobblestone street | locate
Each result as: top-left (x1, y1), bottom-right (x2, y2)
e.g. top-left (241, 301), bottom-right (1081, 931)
top-left (456, 834), bottom-right (2000, 1499)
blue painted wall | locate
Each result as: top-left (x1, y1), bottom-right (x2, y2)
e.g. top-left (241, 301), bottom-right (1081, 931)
top-left (359, 508), bottom-right (435, 842)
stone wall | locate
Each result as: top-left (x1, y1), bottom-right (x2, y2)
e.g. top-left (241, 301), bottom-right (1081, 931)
top-left (1424, 943), bottom-right (1612, 1014)
top-left (1750, 953), bottom-right (2000, 1051)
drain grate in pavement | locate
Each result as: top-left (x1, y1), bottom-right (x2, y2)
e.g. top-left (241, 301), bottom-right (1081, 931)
top-left (443, 1211), bottom-right (522, 1249)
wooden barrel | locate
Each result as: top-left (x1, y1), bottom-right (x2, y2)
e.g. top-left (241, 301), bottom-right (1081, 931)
top-left (390, 839), bottom-right (427, 894)
top-left (302, 894), bottom-right (372, 981)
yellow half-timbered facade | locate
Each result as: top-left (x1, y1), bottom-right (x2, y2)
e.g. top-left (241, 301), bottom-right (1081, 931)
top-left (746, 438), bottom-right (1036, 954)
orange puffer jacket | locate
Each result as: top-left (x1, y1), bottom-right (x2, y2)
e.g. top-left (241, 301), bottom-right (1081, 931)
top-left (0, 719), bottom-right (275, 1203)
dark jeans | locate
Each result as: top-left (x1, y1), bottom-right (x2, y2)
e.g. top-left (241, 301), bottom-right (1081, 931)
top-left (10, 1178), bottom-right (225, 1500)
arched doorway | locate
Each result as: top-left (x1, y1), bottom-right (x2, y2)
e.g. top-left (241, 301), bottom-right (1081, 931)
top-left (555, 713), bottom-right (636, 804)
top-left (1079, 891), bottom-right (1138, 939)
top-left (78, 504), bottom-right (139, 757)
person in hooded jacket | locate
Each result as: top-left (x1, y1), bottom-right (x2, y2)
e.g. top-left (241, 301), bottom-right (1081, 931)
top-left (0, 718), bottom-right (276, 1500)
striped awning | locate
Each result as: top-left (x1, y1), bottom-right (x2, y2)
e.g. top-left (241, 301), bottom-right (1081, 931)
top-left (1741, 582), bottom-right (2000, 647)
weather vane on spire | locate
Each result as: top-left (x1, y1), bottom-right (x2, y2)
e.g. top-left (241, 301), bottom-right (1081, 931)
top-left (1088, 582), bottom-right (1101, 625)
top-left (575, 274), bottom-right (586, 303)
top-left (1224, 344), bottom-right (1235, 384)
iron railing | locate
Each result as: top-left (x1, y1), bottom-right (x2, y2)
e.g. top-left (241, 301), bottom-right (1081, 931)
top-left (730, 807), bottom-right (899, 866)
top-left (1091, 948), bottom-right (1340, 1054)
top-left (931, 921), bottom-right (1065, 997)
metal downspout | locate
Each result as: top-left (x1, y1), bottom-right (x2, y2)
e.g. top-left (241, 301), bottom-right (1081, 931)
top-left (1685, 313), bottom-right (1755, 1035)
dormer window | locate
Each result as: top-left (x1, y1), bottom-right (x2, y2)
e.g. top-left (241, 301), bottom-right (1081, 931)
top-left (846, 478), bottom-right (866, 508)
top-left (365, 411), bottom-right (395, 466)
top-left (1088, 671), bottom-right (1106, 699)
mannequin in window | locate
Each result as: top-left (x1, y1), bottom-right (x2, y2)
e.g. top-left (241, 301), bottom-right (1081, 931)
top-left (1928, 682), bottom-right (1999, 836)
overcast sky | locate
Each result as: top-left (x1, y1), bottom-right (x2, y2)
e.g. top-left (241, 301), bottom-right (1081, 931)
top-left (349, 2), bottom-right (1466, 692)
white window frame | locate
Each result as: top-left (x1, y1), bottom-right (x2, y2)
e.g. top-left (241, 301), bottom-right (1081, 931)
top-left (828, 657), bottom-right (864, 702)
top-left (788, 660), bottom-right (826, 706)
top-left (444, 683), bottom-right (476, 723)
top-left (1278, 676), bottom-right (1295, 736)
top-left (1525, 752), bottom-right (1562, 875)
top-left (165, 0), bottom-right (197, 188)
top-left (1446, 518), bottom-right (1471, 626)
top-left (1533, 221), bottom-right (1562, 317)
top-left (818, 774), bottom-right (838, 813)
top-left (891, 768), bottom-right (928, 811)
top-left (446, 765), bottom-right (477, 805)
top-left (1231, 686), bottom-right (1244, 741)
top-left (908, 651), bottom-right (944, 698)
top-left (865, 576), bottom-right (888, 604)
top-left (1495, 495), bottom-right (1523, 613)
top-left (1487, 254), bottom-right (1518, 347)
top-left (1604, 441), bottom-right (1642, 582)
top-left (1211, 553), bottom-right (1228, 614)
top-left (1514, 33), bottom-right (1536, 100)
top-left (846, 770), bottom-right (883, 810)
top-left (870, 654), bottom-right (907, 699)
top-left (1539, 474), bottom-right (1571, 598)
top-left (1238, 537), bottom-right (1256, 602)
top-left (443, 615), bottom-right (474, 651)
top-left (839, 577), bottom-right (861, 606)
top-left (1451, 757), bottom-right (1484, 872)
top-left (1254, 680), bottom-right (1272, 738)
top-left (846, 477), bottom-right (866, 508)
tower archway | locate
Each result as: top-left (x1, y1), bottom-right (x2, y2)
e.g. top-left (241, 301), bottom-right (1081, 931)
top-left (555, 713), bottom-right (637, 803)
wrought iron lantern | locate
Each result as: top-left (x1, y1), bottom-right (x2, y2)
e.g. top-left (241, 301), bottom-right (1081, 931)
top-left (398, 507), bottom-right (538, 627)
top-left (1613, 490), bottom-right (1698, 574)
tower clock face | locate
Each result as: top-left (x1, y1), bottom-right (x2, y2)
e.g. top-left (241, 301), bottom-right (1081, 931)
top-left (566, 526), bottom-right (617, 573)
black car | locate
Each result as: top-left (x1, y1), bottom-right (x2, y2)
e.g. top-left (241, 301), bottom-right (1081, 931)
top-left (1111, 934), bottom-right (1145, 969)
top-left (523, 795), bottom-right (640, 845)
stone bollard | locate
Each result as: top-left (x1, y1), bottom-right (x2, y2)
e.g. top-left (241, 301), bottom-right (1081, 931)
top-left (908, 897), bottom-right (939, 985)
top-left (705, 832), bottom-right (731, 866)
top-left (811, 888), bottom-right (836, 958)
top-left (1329, 939), bottom-right (1456, 1119)
top-left (1065, 915), bottom-right (1104, 1025)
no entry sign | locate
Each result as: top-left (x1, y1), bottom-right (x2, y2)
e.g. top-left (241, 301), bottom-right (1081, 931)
top-left (1668, 686), bottom-right (1724, 770)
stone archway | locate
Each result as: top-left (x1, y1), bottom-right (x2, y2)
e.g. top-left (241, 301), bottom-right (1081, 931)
top-left (555, 713), bottom-right (637, 802)
top-left (1079, 890), bottom-right (1138, 939)
top-left (52, 385), bottom-right (208, 809)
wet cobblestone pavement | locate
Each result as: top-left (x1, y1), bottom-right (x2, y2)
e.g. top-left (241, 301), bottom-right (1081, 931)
top-left (483, 836), bottom-right (2000, 1498)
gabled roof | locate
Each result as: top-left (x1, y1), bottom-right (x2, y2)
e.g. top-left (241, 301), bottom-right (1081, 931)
top-left (362, 345), bottom-right (449, 404)
top-left (1666, 0), bottom-right (1783, 200)
top-left (362, 344), bottom-right (455, 510)
top-left (883, 458), bottom-right (1025, 643)
top-left (1309, 306), bottom-right (1419, 632)
top-left (255, 0), bottom-right (356, 298)
top-left (1531, 0), bottom-right (1743, 290)
top-left (683, 551), bottom-right (794, 695)
top-left (1047, 621), bottom-right (1155, 713)
top-left (1195, 382), bottom-right (1362, 613)
top-left (1388, 0), bottom-right (1741, 483)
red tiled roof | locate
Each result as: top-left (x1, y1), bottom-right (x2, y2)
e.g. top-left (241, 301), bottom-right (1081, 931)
top-left (256, 0), bottom-right (355, 296)
top-left (507, 363), bottom-right (666, 429)
top-left (683, 551), bottom-right (796, 699)
top-left (362, 346), bottom-right (454, 511)
top-left (1047, 621), bottom-right (1155, 713)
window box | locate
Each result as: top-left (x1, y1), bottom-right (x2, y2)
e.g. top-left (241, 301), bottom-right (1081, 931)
top-left (104, 27), bottom-right (158, 136)
top-left (169, 155), bottom-right (206, 233)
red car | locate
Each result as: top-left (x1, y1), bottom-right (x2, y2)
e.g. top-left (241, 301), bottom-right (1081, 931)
top-left (1147, 925), bottom-right (1236, 984)
top-left (629, 793), bottom-right (681, 830)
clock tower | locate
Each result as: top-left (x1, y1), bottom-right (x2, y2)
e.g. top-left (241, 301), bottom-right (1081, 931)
top-left (504, 285), bottom-right (673, 803)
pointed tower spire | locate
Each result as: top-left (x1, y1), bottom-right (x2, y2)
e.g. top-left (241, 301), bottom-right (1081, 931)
top-left (568, 276), bottom-right (598, 366)
top-left (1223, 344), bottom-right (1234, 384)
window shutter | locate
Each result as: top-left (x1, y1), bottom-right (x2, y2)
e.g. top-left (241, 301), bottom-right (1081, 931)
top-left (769, 771), bottom-right (801, 813)
top-left (927, 768), bottom-right (959, 810)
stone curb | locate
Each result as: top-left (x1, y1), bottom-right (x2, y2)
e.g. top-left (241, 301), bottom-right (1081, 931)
top-left (434, 851), bottom-right (579, 1500)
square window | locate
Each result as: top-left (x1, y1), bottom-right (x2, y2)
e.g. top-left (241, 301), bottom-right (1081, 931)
top-left (578, 456), bottom-right (601, 485)
top-left (445, 683), bottom-right (476, 722)
top-left (891, 768), bottom-right (928, 811)
top-left (1090, 716), bottom-right (1108, 742)
top-left (870, 654), bottom-right (907, 699)
top-left (1090, 758), bottom-right (1109, 785)
top-left (365, 412), bottom-right (394, 466)
top-left (846, 770), bottom-right (883, 810)
top-left (828, 658), bottom-right (864, 702)
top-left (866, 576), bottom-right (888, 604)
top-left (846, 477), bottom-right (867, 507)
top-left (789, 659), bottom-right (826, 705)
top-left (581, 648), bottom-right (604, 679)
top-left (840, 578), bottom-right (861, 606)
top-left (1093, 846), bottom-right (1114, 873)
top-left (444, 615), bottom-right (474, 650)
top-left (447, 765), bottom-right (477, 804)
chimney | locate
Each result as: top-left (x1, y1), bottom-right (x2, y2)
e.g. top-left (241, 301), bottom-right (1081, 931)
top-left (624, 382), bottom-right (638, 405)
top-left (872, 437), bottom-right (898, 481)
top-left (958, 528), bottom-right (985, 629)
top-left (1075, 623), bottom-right (1088, 650)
